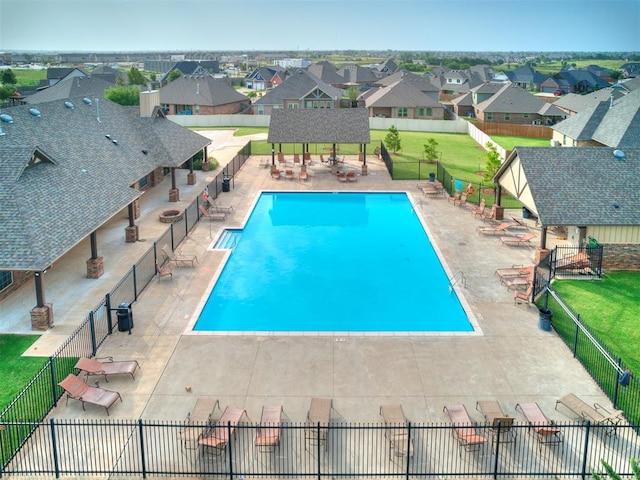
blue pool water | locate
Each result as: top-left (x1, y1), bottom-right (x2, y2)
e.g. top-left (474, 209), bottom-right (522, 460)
top-left (194, 192), bottom-right (472, 332)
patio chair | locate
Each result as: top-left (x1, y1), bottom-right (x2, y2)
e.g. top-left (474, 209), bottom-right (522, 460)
top-left (293, 154), bottom-right (301, 166)
top-left (346, 171), bottom-right (357, 182)
top-left (305, 397), bottom-right (332, 450)
top-left (495, 265), bottom-right (531, 282)
top-left (454, 192), bottom-right (468, 207)
top-left (448, 191), bottom-right (461, 204)
top-left (75, 356), bottom-right (140, 382)
top-left (58, 374), bottom-right (122, 415)
top-left (337, 171), bottom-right (347, 182)
top-left (162, 245), bottom-right (198, 268)
top-left (208, 201), bottom-right (234, 214)
top-left (476, 400), bottom-right (516, 443)
top-left (471, 199), bottom-right (486, 218)
top-left (443, 404), bottom-right (487, 453)
top-left (199, 406), bottom-right (247, 455)
top-left (514, 284), bottom-right (534, 307)
top-left (477, 222), bottom-right (516, 236)
top-left (500, 232), bottom-right (536, 247)
top-left (255, 404), bottom-right (284, 452)
top-left (179, 398), bottom-right (220, 451)
top-left (277, 152), bottom-right (286, 166)
top-left (380, 404), bottom-right (414, 461)
top-left (299, 169), bottom-right (308, 181)
top-left (271, 168), bottom-right (281, 179)
top-left (481, 204), bottom-right (497, 222)
top-left (515, 402), bottom-right (563, 446)
top-left (555, 393), bottom-right (624, 435)
top-left (503, 276), bottom-right (532, 291)
top-left (155, 260), bottom-right (172, 281)
top-left (285, 169), bottom-right (295, 180)
top-left (199, 204), bottom-right (226, 221)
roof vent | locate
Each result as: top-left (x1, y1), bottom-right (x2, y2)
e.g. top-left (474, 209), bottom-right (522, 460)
top-left (29, 108), bottom-right (42, 117)
top-left (0, 113), bottom-right (14, 123)
top-left (105, 134), bottom-right (111, 140)
top-left (112, 139), bottom-right (118, 145)
top-left (613, 149), bottom-right (625, 159)
top-left (64, 101), bottom-right (75, 109)
top-left (83, 97), bottom-right (92, 105)
top-left (141, 149), bottom-right (148, 155)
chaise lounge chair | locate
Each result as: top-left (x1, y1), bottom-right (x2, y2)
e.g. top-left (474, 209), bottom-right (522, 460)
top-left (454, 192), bottom-right (468, 207)
top-left (555, 393), bottom-right (624, 435)
top-left (255, 405), bottom-right (284, 452)
top-left (471, 199), bottom-right (486, 218)
top-left (477, 222), bottom-right (516, 236)
top-left (443, 404), bottom-right (487, 453)
top-left (515, 402), bottom-right (563, 446)
top-left (500, 232), bottom-right (536, 247)
top-left (199, 204), bottom-right (226, 221)
top-left (514, 284), bottom-right (534, 307)
top-left (75, 356), bottom-right (140, 382)
top-left (179, 398), bottom-right (220, 451)
top-left (58, 374), bottom-right (122, 415)
top-left (476, 400), bottom-right (516, 443)
top-left (299, 169), bottom-right (308, 181)
top-left (285, 169), bottom-right (295, 180)
top-left (199, 406), bottom-right (247, 455)
top-left (480, 204), bottom-right (498, 222)
top-left (162, 245), bottom-right (198, 268)
top-left (448, 191), bottom-right (461, 204)
top-left (346, 171), bottom-right (357, 182)
top-left (305, 397), bottom-right (332, 450)
top-left (380, 404), bottom-right (414, 461)
top-left (155, 260), bottom-right (172, 281)
top-left (494, 265), bottom-right (531, 282)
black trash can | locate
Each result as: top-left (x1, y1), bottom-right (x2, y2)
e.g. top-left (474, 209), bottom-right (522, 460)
top-left (222, 176), bottom-right (230, 192)
top-left (117, 302), bottom-right (133, 332)
top-left (429, 172), bottom-right (436, 182)
top-left (522, 207), bottom-right (531, 219)
top-left (538, 307), bottom-right (552, 332)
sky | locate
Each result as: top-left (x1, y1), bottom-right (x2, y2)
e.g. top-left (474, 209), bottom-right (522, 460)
top-left (0, 0), bottom-right (639, 53)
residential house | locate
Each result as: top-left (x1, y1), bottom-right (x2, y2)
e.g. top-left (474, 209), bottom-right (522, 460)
top-left (244, 65), bottom-right (288, 90)
top-left (373, 58), bottom-right (399, 78)
top-left (38, 67), bottom-right (88, 90)
top-left (336, 64), bottom-right (378, 90)
top-left (24, 75), bottom-right (115, 105)
top-left (474, 83), bottom-right (566, 125)
top-left (273, 58), bottom-right (311, 69)
top-left (494, 147), bottom-right (640, 270)
top-left (159, 61), bottom-right (219, 85)
top-left (89, 65), bottom-right (125, 85)
top-left (306, 61), bottom-right (345, 88)
top-left (159, 75), bottom-right (250, 115)
top-left (429, 68), bottom-right (487, 100)
top-left (249, 69), bottom-right (342, 115)
top-left (504, 65), bottom-right (549, 92)
top-left (553, 87), bottom-right (626, 116)
top-left (549, 68), bottom-right (610, 94)
top-left (0, 97), bottom-right (210, 327)
top-left (376, 70), bottom-right (440, 102)
top-left (451, 82), bottom-right (503, 117)
top-left (362, 78), bottom-right (444, 120)
top-left (620, 62), bottom-right (640, 78)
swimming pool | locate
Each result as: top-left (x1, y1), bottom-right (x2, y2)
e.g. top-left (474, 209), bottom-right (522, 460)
top-left (193, 192), bottom-right (475, 334)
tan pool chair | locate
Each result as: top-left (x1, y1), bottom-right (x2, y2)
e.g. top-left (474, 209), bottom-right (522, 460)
top-left (162, 245), bottom-right (198, 268)
top-left (305, 397), bottom-right (332, 450)
top-left (179, 398), bottom-right (220, 452)
top-left (285, 169), bottom-right (295, 180)
top-left (443, 404), bottom-right (487, 453)
top-left (477, 222), bottom-right (516, 236)
top-left (555, 393), bottom-right (624, 435)
top-left (255, 405), bottom-right (284, 452)
top-left (495, 265), bottom-right (531, 282)
top-left (500, 232), bottom-right (536, 247)
top-left (380, 404), bottom-right (414, 461)
top-left (75, 357), bottom-right (139, 382)
top-left (476, 400), bottom-right (516, 443)
top-left (515, 402), bottom-right (563, 446)
top-left (199, 204), bottom-right (226, 221)
top-left (58, 374), bottom-right (122, 415)
top-left (155, 260), bottom-right (172, 282)
top-left (199, 406), bottom-right (247, 455)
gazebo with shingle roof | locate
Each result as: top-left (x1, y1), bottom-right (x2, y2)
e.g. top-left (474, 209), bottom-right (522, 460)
top-left (267, 109), bottom-right (371, 173)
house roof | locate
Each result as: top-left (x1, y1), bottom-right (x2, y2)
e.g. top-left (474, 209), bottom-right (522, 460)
top-left (306, 61), bottom-right (345, 85)
top-left (475, 83), bottom-right (549, 114)
top-left (24, 76), bottom-right (115, 104)
top-left (337, 64), bottom-right (378, 84)
top-left (159, 75), bottom-right (249, 106)
top-left (0, 98), bottom-right (209, 271)
top-left (504, 65), bottom-right (548, 85)
top-left (552, 101), bottom-right (611, 140)
top-left (376, 70), bottom-right (440, 92)
top-left (592, 88), bottom-right (640, 147)
top-left (555, 69), bottom-right (611, 89)
top-left (497, 147), bottom-right (640, 226)
top-left (267, 109), bottom-right (370, 144)
top-left (254, 69), bottom-right (342, 106)
top-left (364, 79), bottom-right (441, 108)
top-left (553, 87), bottom-right (625, 114)
top-left (451, 92), bottom-right (473, 107)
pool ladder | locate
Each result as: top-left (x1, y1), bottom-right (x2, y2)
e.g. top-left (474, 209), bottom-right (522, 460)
top-left (449, 271), bottom-right (466, 293)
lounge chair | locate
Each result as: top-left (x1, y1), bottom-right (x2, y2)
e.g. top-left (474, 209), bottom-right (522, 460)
top-left (443, 404), bottom-right (487, 453)
top-left (285, 169), bottom-right (294, 180)
top-left (346, 171), bottom-right (357, 182)
top-left (514, 284), bottom-right (534, 306)
top-left (293, 154), bottom-right (301, 166)
top-left (199, 406), bottom-right (247, 454)
top-left (503, 276), bottom-right (532, 291)
top-left (271, 168), bottom-right (281, 179)
top-left (380, 404), bottom-right (414, 461)
top-left (58, 374), bottom-right (122, 415)
top-left (477, 222), bottom-right (515, 236)
top-left (495, 265), bottom-right (532, 282)
top-left (555, 393), bottom-right (624, 435)
top-left (454, 192), bottom-right (468, 207)
top-left (337, 171), bottom-right (347, 182)
top-left (155, 260), bottom-right (172, 281)
top-left (305, 397), bottom-right (332, 450)
top-left (471, 199), bottom-right (486, 218)
top-left (299, 169), bottom-right (308, 181)
top-left (162, 245), bottom-right (198, 268)
top-left (500, 232), bottom-right (536, 247)
top-left (255, 405), bottom-right (284, 452)
top-left (476, 400), bottom-right (516, 443)
top-left (481, 204), bottom-right (497, 222)
top-left (198, 204), bottom-right (226, 221)
top-left (208, 201), bottom-right (234, 214)
top-left (448, 191), bottom-right (461, 204)
top-left (179, 398), bottom-right (220, 451)
top-left (75, 356), bottom-right (140, 382)
top-left (277, 152), bottom-right (286, 166)
top-left (515, 402), bottom-right (563, 446)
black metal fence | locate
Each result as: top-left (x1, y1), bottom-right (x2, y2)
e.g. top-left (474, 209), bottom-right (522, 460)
top-left (3, 419), bottom-right (639, 477)
top-left (0, 143), bottom-right (253, 471)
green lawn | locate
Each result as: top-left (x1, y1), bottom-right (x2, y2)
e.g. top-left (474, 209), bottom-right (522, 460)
top-left (0, 335), bottom-right (47, 412)
top-left (10, 68), bottom-right (47, 88)
top-left (550, 271), bottom-right (640, 376)
top-left (489, 135), bottom-right (551, 150)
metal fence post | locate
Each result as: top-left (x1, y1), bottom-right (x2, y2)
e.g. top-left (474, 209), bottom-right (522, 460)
top-left (170, 223), bottom-right (175, 251)
top-left (405, 422), bottom-right (412, 480)
top-left (493, 423), bottom-right (502, 479)
top-left (105, 293), bottom-right (113, 335)
top-left (49, 418), bottom-right (60, 478)
top-left (89, 311), bottom-right (97, 357)
top-left (316, 423), bottom-right (321, 480)
top-left (49, 356), bottom-right (58, 408)
top-left (580, 420), bottom-right (591, 480)
top-left (227, 422), bottom-right (234, 480)
top-left (572, 314), bottom-right (580, 357)
top-left (138, 419), bottom-right (147, 478)
top-left (133, 264), bottom-right (138, 302)
top-left (613, 358), bottom-right (623, 408)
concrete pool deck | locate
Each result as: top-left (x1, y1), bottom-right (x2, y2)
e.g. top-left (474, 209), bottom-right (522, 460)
top-left (4, 130), bottom-right (610, 428)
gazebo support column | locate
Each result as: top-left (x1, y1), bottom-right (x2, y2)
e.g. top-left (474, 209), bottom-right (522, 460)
top-left (169, 167), bottom-right (179, 202)
top-left (125, 203), bottom-right (138, 243)
top-left (361, 144), bottom-right (368, 176)
top-left (187, 157), bottom-right (196, 185)
top-left (86, 231), bottom-right (104, 279)
top-left (271, 145), bottom-right (275, 166)
top-left (30, 271), bottom-right (54, 331)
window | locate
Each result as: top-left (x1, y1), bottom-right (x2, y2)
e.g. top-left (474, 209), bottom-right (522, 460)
top-left (426, 107), bottom-right (432, 116)
top-left (287, 103), bottom-right (298, 109)
top-left (0, 271), bottom-right (12, 293)
top-left (306, 101), bottom-right (313, 108)
top-left (397, 107), bottom-right (408, 118)
top-left (257, 105), bottom-right (264, 115)
top-left (194, 105), bottom-right (200, 114)
top-left (487, 112), bottom-right (493, 121)
top-left (417, 107), bottom-right (425, 117)
top-left (139, 175), bottom-right (148, 189)
top-left (523, 113), bottom-right (529, 118)
top-left (504, 113), bottom-right (510, 121)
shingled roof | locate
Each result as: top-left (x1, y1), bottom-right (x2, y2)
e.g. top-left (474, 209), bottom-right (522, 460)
top-left (159, 75), bottom-right (249, 107)
top-left (267, 109), bottom-right (370, 144)
top-left (364, 79), bottom-right (441, 108)
top-left (25, 76), bottom-right (115, 104)
top-left (498, 147), bottom-right (640, 226)
top-left (592, 88), bottom-right (640, 147)
top-left (0, 98), bottom-right (209, 271)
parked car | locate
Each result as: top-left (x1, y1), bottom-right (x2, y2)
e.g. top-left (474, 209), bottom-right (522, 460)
top-left (553, 89), bottom-right (566, 96)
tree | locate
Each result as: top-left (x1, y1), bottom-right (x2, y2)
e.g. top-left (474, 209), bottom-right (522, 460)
top-left (104, 86), bottom-right (140, 106)
top-left (592, 458), bottom-right (640, 480)
top-left (1, 68), bottom-right (17, 85)
top-left (127, 66), bottom-right (147, 86)
top-left (384, 125), bottom-right (402, 154)
top-left (482, 142), bottom-right (501, 184)
top-left (167, 69), bottom-right (182, 83)
top-left (0, 85), bottom-right (16, 103)
top-left (422, 138), bottom-right (439, 163)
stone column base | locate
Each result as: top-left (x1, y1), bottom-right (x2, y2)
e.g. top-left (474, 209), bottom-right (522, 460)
top-left (301, 164), bottom-right (307, 172)
top-left (125, 225), bottom-right (139, 243)
top-left (31, 304), bottom-right (54, 331)
top-left (534, 247), bottom-right (550, 265)
top-left (169, 188), bottom-right (180, 202)
top-left (359, 152), bottom-right (364, 162)
top-left (187, 172), bottom-right (196, 185)
top-left (86, 256), bottom-right (104, 279)
top-left (361, 164), bottom-right (368, 176)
